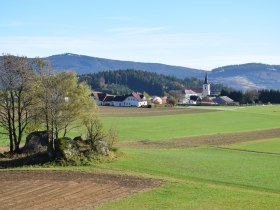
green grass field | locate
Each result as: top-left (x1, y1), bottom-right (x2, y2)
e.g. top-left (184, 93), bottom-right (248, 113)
top-left (102, 105), bottom-right (280, 142)
top-left (2, 105), bottom-right (280, 209)
top-left (107, 147), bottom-right (280, 191)
top-left (96, 105), bottom-right (280, 209)
top-left (96, 146), bottom-right (280, 209)
top-left (97, 181), bottom-right (280, 210)
top-left (227, 138), bottom-right (280, 153)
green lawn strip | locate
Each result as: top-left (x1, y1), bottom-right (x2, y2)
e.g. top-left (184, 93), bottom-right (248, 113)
top-left (236, 105), bottom-right (280, 116)
top-left (96, 180), bottom-right (280, 210)
top-left (107, 147), bottom-right (280, 192)
top-left (0, 126), bottom-right (9, 146)
top-left (2, 146), bottom-right (280, 210)
top-left (225, 138), bottom-right (280, 154)
top-left (102, 107), bottom-right (280, 143)
top-left (185, 105), bottom-right (242, 111)
top-left (4, 162), bottom-right (280, 210)
top-left (0, 139), bottom-right (8, 147)
top-left (0, 124), bottom-right (85, 147)
top-left (2, 165), bottom-right (280, 210)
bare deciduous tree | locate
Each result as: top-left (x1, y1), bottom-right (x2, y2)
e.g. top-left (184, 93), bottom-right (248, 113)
top-left (33, 59), bottom-right (98, 154)
top-left (0, 54), bottom-right (35, 153)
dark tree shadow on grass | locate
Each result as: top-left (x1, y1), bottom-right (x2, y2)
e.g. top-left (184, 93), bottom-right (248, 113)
top-left (0, 153), bottom-right (52, 169)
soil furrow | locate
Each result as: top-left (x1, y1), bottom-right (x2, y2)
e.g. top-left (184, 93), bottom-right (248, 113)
top-left (122, 128), bottom-right (280, 149)
top-left (0, 170), bottom-right (164, 210)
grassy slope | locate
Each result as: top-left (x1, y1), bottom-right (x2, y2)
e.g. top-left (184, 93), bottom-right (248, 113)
top-left (2, 106), bottom-right (280, 209)
top-left (109, 148), bottom-right (280, 192)
top-left (97, 106), bottom-right (280, 209)
top-left (227, 138), bottom-right (280, 153)
top-left (97, 182), bottom-right (280, 210)
top-left (102, 106), bottom-right (280, 142)
top-left (97, 147), bottom-right (280, 209)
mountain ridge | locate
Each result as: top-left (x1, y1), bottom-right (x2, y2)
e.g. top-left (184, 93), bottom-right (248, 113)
top-left (40, 53), bottom-right (280, 90)
top-left (46, 53), bottom-right (205, 79)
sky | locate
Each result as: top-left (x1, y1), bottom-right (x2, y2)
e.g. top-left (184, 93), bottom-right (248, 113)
top-left (1, 0), bottom-right (279, 70)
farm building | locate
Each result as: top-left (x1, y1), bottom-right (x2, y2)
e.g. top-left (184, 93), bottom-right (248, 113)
top-left (92, 92), bottom-right (148, 107)
top-left (91, 92), bottom-right (107, 106)
top-left (170, 89), bottom-right (200, 104)
top-left (173, 73), bottom-right (236, 105)
top-left (151, 97), bottom-right (163, 104)
top-left (161, 96), bottom-right (168, 104)
top-left (214, 96), bottom-right (239, 105)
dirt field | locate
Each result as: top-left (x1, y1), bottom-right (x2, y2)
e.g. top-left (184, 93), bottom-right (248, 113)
top-left (99, 106), bottom-right (219, 117)
top-left (0, 146), bottom-right (8, 153)
top-left (122, 128), bottom-right (280, 149)
top-left (0, 170), bottom-right (163, 210)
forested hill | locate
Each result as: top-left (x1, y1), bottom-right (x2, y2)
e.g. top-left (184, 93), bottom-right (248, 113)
top-left (47, 53), bottom-right (205, 79)
top-left (79, 69), bottom-right (226, 96)
top-left (44, 54), bottom-right (280, 90)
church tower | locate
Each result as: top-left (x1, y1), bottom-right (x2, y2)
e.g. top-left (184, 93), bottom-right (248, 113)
top-left (202, 73), bottom-right (210, 97)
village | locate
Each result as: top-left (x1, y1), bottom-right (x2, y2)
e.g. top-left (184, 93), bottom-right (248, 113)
top-left (91, 74), bottom-right (238, 107)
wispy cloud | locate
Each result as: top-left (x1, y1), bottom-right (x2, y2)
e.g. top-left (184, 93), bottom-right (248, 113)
top-left (0, 32), bottom-right (279, 70)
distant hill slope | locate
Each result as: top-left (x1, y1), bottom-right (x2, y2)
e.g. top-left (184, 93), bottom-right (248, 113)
top-left (46, 53), bottom-right (206, 79)
top-left (210, 63), bottom-right (280, 90)
top-left (2, 53), bottom-right (279, 90)
top-left (79, 69), bottom-right (226, 96)
top-left (43, 54), bottom-right (280, 90)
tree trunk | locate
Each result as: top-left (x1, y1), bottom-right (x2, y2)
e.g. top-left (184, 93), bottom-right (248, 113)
top-left (14, 142), bottom-right (20, 153)
top-left (9, 136), bottom-right (14, 153)
top-left (7, 107), bottom-right (14, 153)
top-left (49, 120), bottom-right (55, 156)
top-left (11, 91), bottom-right (18, 153)
top-left (17, 90), bottom-right (22, 152)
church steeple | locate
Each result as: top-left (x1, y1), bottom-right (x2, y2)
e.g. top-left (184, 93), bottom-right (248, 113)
top-left (202, 72), bottom-right (210, 97)
top-left (203, 73), bottom-right (208, 84)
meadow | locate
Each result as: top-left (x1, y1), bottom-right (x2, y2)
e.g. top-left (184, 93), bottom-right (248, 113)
top-left (1, 105), bottom-right (280, 209)
top-left (102, 105), bottom-right (280, 142)
top-left (227, 137), bottom-right (280, 153)
top-left (96, 105), bottom-right (280, 209)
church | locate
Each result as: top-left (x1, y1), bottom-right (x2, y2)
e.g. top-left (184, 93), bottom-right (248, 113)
top-left (202, 73), bottom-right (210, 97)
top-left (176, 73), bottom-right (237, 105)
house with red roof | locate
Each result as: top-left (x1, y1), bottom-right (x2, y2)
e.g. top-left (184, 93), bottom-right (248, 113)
top-left (92, 91), bottom-right (147, 107)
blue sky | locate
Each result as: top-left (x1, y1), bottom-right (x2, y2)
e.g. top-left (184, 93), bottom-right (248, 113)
top-left (1, 0), bottom-right (279, 69)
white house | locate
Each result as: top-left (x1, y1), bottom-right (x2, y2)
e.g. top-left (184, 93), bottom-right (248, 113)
top-left (91, 92), bottom-right (110, 106)
top-left (92, 91), bottom-right (147, 107)
top-left (170, 89), bottom-right (199, 104)
top-left (182, 89), bottom-right (199, 104)
top-left (213, 96), bottom-right (238, 105)
top-left (113, 92), bottom-right (147, 107)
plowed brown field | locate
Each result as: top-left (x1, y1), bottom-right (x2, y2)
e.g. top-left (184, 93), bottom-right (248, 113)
top-left (0, 170), bottom-right (163, 210)
top-left (99, 106), bottom-right (219, 117)
top-left (122, 128), bottom-right (280, 149)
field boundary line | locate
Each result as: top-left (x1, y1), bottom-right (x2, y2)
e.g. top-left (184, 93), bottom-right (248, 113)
top-left (212, 146), bottom-right (280, 156)
top-left (121, 128), bottom-right (280, 149)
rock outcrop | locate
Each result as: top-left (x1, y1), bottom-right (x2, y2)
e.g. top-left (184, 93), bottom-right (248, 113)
top-left (94, 140), bottom-right (109, 156)
top-left (21, 131), bottom-right (110, 161)
top-left (23, 131), bottom-right (50, 154)
top-left (54, 136), bottom-right (109, 160)
top-left (54, 137), bottom-right (79, 160)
